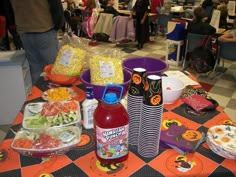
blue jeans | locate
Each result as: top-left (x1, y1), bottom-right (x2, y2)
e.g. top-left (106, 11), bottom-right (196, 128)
top-left (20, 29), bottom-right (59, 84)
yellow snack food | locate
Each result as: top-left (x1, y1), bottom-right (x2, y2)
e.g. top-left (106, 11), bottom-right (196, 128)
top-left (89, 55), bottom-right (124, 85)
top-left (51, 45), bottom-right (86, 76)
top-left (43, 87), bottom-right (75, 101)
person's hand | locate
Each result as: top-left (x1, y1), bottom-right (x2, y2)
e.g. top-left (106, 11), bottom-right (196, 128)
top-left (202, 17), bottom-right (208, 22)
top-left (9, 29), bottom-right (23, 50)
top-left (141, 18), bottom-right (145, 24)
top-left (13, 34), bottom-right (23, 50)
top-left (129, 15), bottom-right (133, 20)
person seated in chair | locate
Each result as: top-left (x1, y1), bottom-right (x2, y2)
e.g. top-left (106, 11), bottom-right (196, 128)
top-left (187, 6), bottom-right (216, 35)
top-left (64, 0), bottom-right (81, 35)
top-left (218, 19), bottom-right (236, 42)
top-left (104, 0), bottom-right (120, 16)
top-left (99, 0), bottom-right (107, 9)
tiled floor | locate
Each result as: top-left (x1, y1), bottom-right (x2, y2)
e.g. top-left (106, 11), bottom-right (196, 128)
top-left (1, 35), bottom-right (236, 143)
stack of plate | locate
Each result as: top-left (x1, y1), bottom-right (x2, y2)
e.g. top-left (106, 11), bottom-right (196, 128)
top-left (206, 125), bottom-right (236, 159)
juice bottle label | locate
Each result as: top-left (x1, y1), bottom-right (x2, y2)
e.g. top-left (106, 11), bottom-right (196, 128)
top-left (96, 125), bottom-right (129, 159)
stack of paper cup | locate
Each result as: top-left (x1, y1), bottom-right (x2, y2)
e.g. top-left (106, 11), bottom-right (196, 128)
top-left (138, 75), bottom-right (163, 157)
top-left (127, 68), bottom-right (146, 145)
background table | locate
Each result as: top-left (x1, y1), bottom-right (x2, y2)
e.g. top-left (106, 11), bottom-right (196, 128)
top-left (0, 76), bottom-right (236, 177)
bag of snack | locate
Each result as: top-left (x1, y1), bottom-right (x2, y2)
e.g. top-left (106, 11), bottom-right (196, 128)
top-left (89, 49), bottom-right (124, 85)
top-left (51, 44), bottom-right (86, 76)
top-left (51, 33), bottom-right (87, 76)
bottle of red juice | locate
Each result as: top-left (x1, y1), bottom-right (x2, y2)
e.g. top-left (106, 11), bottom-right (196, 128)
top-left (94, 85), bottom-right (129, 164)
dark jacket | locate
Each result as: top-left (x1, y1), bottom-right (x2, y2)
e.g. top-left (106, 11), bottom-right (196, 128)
top-left (187, 20), bottom-right (216, 35)
top-left (218, 6), bottom-right (228, 29)
top-left (0, 0), bottom-right (22, 50)
top-left (48, 0), bottom-right (65, 30)
top-left (104, 6), bottom-right (120, 16)
top-left (202, 0), bottom-right (213, 8)
top-left (0, 0), bottom-right (16, 32)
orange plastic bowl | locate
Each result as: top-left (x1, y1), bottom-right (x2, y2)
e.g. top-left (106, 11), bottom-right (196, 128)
top-left (44, 64), bottom-right (78, 85)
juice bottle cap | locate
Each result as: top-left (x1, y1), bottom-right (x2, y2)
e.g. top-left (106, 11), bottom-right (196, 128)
top-left (103, 93), bottom-right (119, 104)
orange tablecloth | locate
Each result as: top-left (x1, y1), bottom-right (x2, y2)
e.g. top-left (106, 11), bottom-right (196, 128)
top-left (0, 76), bottom-right (236, 177)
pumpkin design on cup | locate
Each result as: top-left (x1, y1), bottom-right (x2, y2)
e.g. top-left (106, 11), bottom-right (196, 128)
top-left (132, 73), bottom-right (142, 85)
top-left (150, 94), bottom-right (162, 106)
top-left (128, 68), bottom-right (146, 96)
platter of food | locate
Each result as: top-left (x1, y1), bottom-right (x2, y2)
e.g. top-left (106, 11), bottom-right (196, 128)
top-left (22, 100), bottom-right (81, 129)
top-left (42, 87), bottom-right (77, 102)
top-left (11, 126), bottom-right (81, 157)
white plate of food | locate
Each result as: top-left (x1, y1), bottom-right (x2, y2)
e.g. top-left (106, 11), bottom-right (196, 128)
top-left (42, 87), bottom-right (77, 102)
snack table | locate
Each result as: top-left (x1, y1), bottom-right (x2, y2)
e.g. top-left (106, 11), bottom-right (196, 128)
top-left (0, 76), bottom-right (236, 177)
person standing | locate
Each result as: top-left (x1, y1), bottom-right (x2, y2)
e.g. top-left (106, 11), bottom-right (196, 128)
top-left (130, 0), bottom-right (150, 50)
top-left (64, 0), bottom-right (81, 35)
top-left (10, 0), bottom-right (64, 84)
top-left (0, 0), bottom-right (22, 50)
top-left (217, 0), bottom-right (228, 29)
top-left (201, 0), bottom-right (213, 23)
top-left (79, 0), bottom-right (97, 37)
top-left (150, 0), bottom-right (162, 35)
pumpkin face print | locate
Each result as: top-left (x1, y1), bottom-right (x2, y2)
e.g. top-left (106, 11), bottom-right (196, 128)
top-left (150, 94), bottom-right (161, 106)
top-left (132, 74), bottom-right (142, 85)
top-left (78, 134), bottom-right (91, 146)
top-left (182, 130), bottom-right (202, 142)
top-left (223, 120), bottom-right (236, 126)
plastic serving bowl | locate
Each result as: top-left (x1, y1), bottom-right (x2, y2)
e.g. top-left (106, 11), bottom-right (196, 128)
top-left (206, 125), bottom-right (236, 159)
top-left (44, 64), bottom-right (78, 85)
top-left (11, 126), bottom-right (81, 158)
top-left (162, 77), bottom-right (185, 104)
top-left (122, 57), bottom-right (168, 75)
top-left (80, 69), bottom-right (131, 100)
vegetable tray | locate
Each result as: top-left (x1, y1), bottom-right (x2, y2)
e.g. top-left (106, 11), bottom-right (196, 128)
top-left (11, 126), bottom-right (81, 157)
top-left (22, 100), bottom-right (81, 129)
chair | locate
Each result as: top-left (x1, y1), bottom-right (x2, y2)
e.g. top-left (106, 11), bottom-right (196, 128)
top-left (93, 13), bottom-right (114, 37)
top-left (216, 41), bottom-right (236, 71)
top-left (182, 33), bottom-right (219, 72)
top-left (182, 33), bottom-right (214, 70)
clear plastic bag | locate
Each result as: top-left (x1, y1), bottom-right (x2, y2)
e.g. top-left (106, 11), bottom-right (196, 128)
top-left (89, 49), bottom-right (125, 85)
top-left (51, 33), bottom-right (87, 76)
